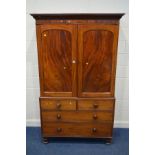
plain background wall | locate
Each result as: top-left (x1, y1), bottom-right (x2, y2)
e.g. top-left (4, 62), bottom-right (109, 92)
top-left (26, 0), bottom-right (129, 127)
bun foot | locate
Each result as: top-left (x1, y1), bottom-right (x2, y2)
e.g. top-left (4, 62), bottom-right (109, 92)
top-left (105, 138), bottom-right (112, 144)
top-left (42, 137), bottom-right (48, 144)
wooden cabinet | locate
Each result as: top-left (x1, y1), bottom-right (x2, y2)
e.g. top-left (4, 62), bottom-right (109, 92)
top-left (31, 13), bottom-right (124, 144)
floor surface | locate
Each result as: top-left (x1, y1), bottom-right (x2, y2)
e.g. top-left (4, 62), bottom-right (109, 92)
top-left (26, 127), bottom-right (129, 155)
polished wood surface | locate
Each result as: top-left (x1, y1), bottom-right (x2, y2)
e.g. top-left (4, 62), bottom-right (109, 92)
top-left (78, 24), bottom-right (119, 97)
top-left (31, 13), bottom-right (124, 142)
top-left (82, 30), bottom-right (113, 92)
top-left (37, 24), bottom-right (77, 97)
top-left (42, 29), bottom-right (72, 92)
top-left (40, 99), bottom-right (76, 110)
top-left (42, 122), bottom-right (113, 137)
top-left (78, 100), bottom-right (114, 110)
top-left (42, 111), bottom-right (113, 122)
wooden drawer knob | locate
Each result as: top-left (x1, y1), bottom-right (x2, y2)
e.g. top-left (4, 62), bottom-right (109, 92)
top-left (57, 128), bottom-right (62, 132)
top-left (93, 114), bottom-right (98, 120)
top-left (93, 103), bottom-right (98, 109)
top-left (92, 128), bottom-right (97, 133)
top-left (56, 102), bottom-right (61, 109)
top-left (57, 114), bottom-right (61, 119)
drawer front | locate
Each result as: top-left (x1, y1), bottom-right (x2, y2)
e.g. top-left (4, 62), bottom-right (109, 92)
top-left (40, 99), bottom-right (76, 110)
top-left (42, 111), bottom-right (113, 122)
top-left (78, 100), bottom-right (114, 110)
top-left (42, 122), bottom-right (113, 137)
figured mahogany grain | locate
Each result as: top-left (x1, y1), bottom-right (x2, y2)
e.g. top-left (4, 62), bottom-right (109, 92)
top-left (82, 30), bottom-right (113, 92)
top-left (42, 29), bottom-right (72, 92)
top-left (78, 24), bottom-right (119, 97)
top-left (37, 24), bottom-right (77, 97)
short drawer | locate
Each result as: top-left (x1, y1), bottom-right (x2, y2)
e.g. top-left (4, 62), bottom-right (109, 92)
top-left (42, 122), bottom-right (113, 137)
top-left (78, 99), bottom-right (114, 110)
top-left (40, 99), bottom-right (76, 110)
top-left (42, 111), bottom-right (113, 122)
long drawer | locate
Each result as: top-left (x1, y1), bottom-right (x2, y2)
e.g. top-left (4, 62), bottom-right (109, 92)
top-left (40, 98), bottom-right (76, 110)
top-left (42, 122), bottom-right (113, 137)
top-left (42, 111), bottom-right (113, 122)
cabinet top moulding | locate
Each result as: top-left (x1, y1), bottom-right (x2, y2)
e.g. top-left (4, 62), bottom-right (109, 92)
top-left (30, 13), bottom-right (124, 20)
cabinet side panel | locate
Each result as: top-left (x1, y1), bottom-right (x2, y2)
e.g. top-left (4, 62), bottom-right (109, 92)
top-left (36, 25), bottom-right (44, 96)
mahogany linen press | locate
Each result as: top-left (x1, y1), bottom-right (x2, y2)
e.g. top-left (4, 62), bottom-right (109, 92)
top-left (31, 13), bottom-right (124, 144)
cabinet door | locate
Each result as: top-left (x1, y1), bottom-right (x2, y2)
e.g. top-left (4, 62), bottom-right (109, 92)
top-left (37, 24), bottom-right (77, 97)
top-left (78, 24), bottom-right (119, 97)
